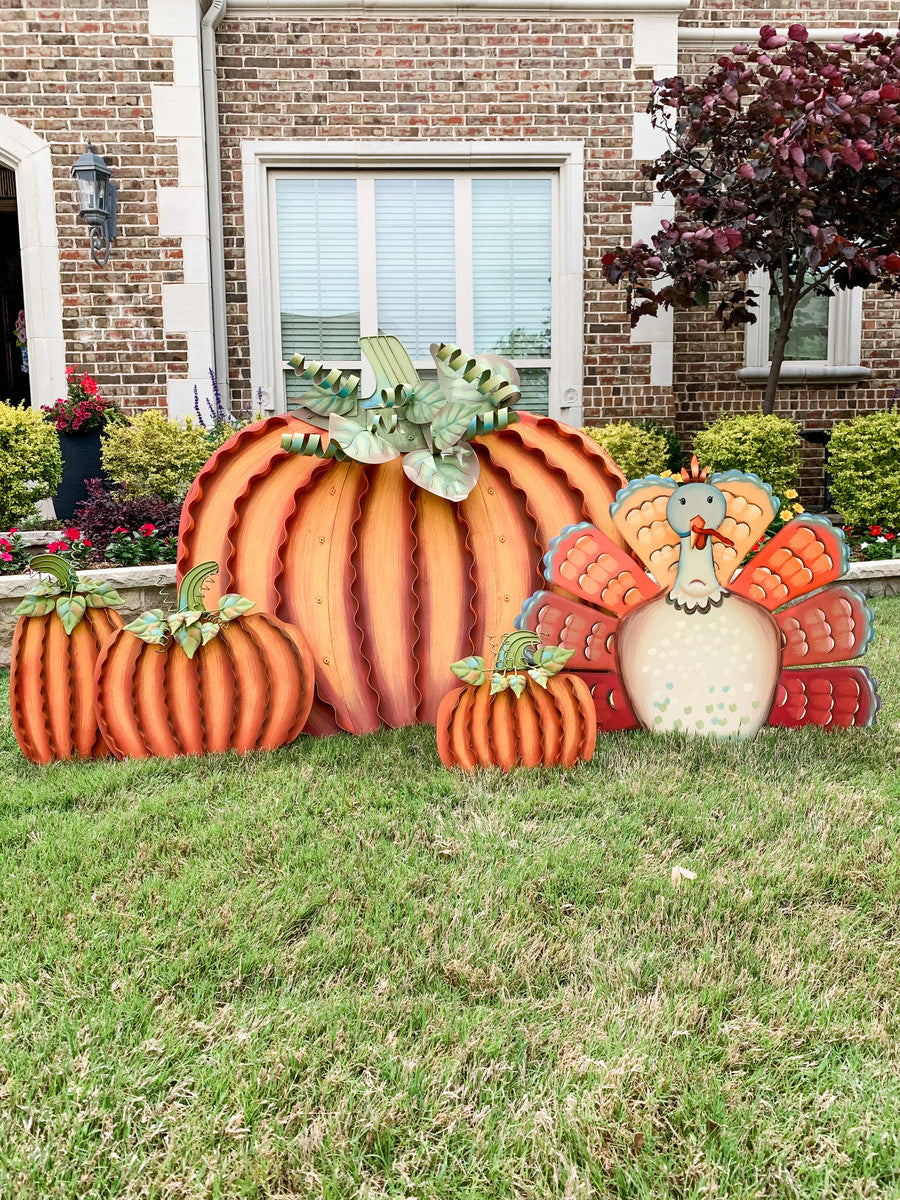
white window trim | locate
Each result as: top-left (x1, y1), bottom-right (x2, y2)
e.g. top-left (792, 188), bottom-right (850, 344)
top-left (740, 268), bottom-right (870, 383)
top-left (243, 139), bottom-right (585, 424)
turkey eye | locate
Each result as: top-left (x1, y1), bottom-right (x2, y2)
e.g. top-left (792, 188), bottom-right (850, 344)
top-left (707, 495), bottom-right (713, 503)
top-left (679, 497), bottom-right (686, 505)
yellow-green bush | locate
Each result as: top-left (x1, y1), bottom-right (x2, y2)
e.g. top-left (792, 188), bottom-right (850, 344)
top-left (101, 410), bottom-right (213, 503)
top-left (829, 410), bottom-right (900, 527)
top-left (692, 413), bottom-right (800, 497)
top-left (582, 421), bottom-right (672, 480)
top-left (0, 402), bottom-right (62, 529)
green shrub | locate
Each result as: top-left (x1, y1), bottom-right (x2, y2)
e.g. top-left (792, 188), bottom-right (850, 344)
top-left (0, 402), bottom-right (62, 528)
top-left (582, 421), bottom-right (674, 479)
top-left (828, 409), bottom-right (900, 527)
top-left (101, 410), bottom-right (213, 503)
top-left (692, 413), bottom-right (800, 497)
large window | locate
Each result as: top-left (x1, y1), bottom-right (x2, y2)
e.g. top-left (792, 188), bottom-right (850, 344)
top-left (271, 172), bottom-right (554, 414)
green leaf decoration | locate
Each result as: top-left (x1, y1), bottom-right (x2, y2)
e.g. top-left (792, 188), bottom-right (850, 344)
top-left (508, 674), bottom-right (527, 698)
top-left (281, 431), bottom-right (350, 461)
top-left (199, 621), bottom-right (220, 646)
top-left (288, 354), bottom-right (359, 416)
top-left (529, 645), bottom-right (575, 677)
top-left (432, 402), bottom-right (482, 451)
top-left (172, 622), bottom-right (205, 659)
top-left (496, 630), bottom-right (541, 672)
top-left (55, 593), bottom-right (87, 635)
top-left (30, 581), bottom-right (56, 597)
top-left (405, 380), bottom-right (446, 424)
top-left (465, 407), bottom-right (519, 441)
top-left (83, 582), bottom-right (124, 609)
top-left (450, 656), bottom-right (487, 687)
top-left (125, 609), bottom-right (169, 645)
top-left (168, 610), bottom-right (203, 634)
top-left (432, 342), bottom-right (521, 410)
top-left (359, 335), bottom-right (420, 392)
top-left (218, 594), bottom-right (255, 621)
top-left (329, 413), bottom-right (399, 464)
top-left (13, 594), bottom-right (56, 618)
top-left (527, 666), bottom-right (551, 690)
top-left (490, 672), bottom-right (526, 698)
top-left (402, 445), bottom-right (479, 501)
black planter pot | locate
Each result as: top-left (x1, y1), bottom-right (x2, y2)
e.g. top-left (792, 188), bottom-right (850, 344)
top-left (55, 427), bottom-right (107, 521)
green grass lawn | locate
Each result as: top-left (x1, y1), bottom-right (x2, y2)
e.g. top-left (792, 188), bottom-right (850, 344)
top-left (2, 599), bottom-right (900, 1199)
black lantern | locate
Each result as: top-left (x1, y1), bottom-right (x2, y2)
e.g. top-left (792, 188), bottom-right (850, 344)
top-left (71, 144), bottom-right (117, 265)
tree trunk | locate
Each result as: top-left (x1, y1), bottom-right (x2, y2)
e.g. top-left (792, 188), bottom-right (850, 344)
top-left (761, 272), bottom-right (804, 416)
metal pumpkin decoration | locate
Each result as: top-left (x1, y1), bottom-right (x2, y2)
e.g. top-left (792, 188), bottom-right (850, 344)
top-left (10, 553), bottom-right (124, 763)
top-left (94, 562), bottom-right (315, 759)
top-left (436, 631), bottom-right (597, 771)
top-left (178, 337), bottom-right (626, 737)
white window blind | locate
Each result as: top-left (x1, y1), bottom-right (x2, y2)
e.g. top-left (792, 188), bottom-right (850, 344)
top-left (272, 171), bottom-right (556, 415)
top-left (275, 177), bottom-right (360, 362)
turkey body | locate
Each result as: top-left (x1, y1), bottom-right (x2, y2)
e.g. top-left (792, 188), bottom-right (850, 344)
top-left (616, 590), bottom-right (782, 737)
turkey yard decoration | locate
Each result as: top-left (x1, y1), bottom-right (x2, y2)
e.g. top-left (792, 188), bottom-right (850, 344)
top-left (517, 457), bottom-right (879, 737)
top-left (178, 337), bottom-right (627, 737)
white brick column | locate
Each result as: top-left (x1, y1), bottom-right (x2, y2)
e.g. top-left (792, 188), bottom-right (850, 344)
top-left (148, 0), bottom-right (215, 418)
top-left (630, 12), bottom-right (680, 389)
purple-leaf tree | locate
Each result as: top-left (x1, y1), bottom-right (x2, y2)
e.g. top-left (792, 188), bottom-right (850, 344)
top-left (602, 25), bottom-right (900, 415)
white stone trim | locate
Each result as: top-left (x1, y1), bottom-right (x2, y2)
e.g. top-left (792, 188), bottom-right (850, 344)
top-left (741, 269), bottom-right (870, 383)
top-left (629, 12), bottom-right (679, 390)
top-left (0, 116), bottom-right (66, 411)
top-left (229, 0), bottom-right (685, 13)
top-left (242, 139), bottom-right (585, 424)
top-left (148, 0), bottom-right (215, 418)
top-left (679, 27), bottom-right (894, 49)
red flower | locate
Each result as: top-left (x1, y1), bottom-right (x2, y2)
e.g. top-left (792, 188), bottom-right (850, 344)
top-left (886, 532), bottom-right (896, 541)
top-left (65, 527), bottom-right (80, 541)
top-left (138, 523), bottom-right (156, 535)
top-left (82, 538), bottom-right (92, 548)
top-left (9, 527), bottom-right (17, 535)
top-left (112, 526), bottom-right (128, 535)
top-left (869, 525), bottom-right (882, 536)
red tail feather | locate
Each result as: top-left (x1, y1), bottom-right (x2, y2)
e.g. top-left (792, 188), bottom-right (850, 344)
top-left (769, 666), bottom-right (879, 729)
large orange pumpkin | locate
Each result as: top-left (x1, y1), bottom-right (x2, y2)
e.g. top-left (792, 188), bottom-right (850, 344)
top-left (94, 562), bottom-right (315, 759)
top-left (178, 412), bottom-right (625, 736)
top-left (10, 554), bottom-right (124, 764)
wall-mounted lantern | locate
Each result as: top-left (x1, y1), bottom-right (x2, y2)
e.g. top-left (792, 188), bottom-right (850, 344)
top-left (71, 144), bottom-right (117, 266)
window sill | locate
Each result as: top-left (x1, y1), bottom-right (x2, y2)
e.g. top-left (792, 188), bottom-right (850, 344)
top-left (738, 364), bottom-right (872, 384)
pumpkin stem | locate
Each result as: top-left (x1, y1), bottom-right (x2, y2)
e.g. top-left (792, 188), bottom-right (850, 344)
top-left (29, 553), bottom-right (78, 592)
top-left (177, 561), bottom-right (218, 612)
top-left (494, 630), bottom-right (539, 672)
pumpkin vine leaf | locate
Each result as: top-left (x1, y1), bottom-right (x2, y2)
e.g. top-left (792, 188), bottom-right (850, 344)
top-left (13, 552), bottom-right (124, 633)
top-left (282, 335), bottom-right (522, 500)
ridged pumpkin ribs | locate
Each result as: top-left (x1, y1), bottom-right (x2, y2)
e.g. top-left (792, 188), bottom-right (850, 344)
top-left (177, 411), bottom-right (627, 736)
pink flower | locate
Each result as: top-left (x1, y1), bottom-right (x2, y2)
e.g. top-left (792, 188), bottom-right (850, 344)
top-left (112, 526), bottom-right (128, 535)
top-left (138, 523), bottom-right (156, 535)
top-left (1, 552), bottom-right (12, 563)
top-left (8, 528), bottom-right (17, 535)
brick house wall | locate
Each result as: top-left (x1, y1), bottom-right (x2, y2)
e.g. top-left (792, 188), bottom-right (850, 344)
top-left (0, 0), bottom-right (186, 412)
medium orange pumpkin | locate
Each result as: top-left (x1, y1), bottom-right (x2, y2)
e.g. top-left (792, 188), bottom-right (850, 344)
top-left (178, 412), bottom-right (625, 736)
top-left (10, 554), bottom-right (124, 764)
top-left (94, 562), bottom-right (315, 759)
top-left (435, 632), bottom-right (597, 771)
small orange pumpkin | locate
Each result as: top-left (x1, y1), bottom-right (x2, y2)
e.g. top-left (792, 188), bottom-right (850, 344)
top-left (436, 632), bottom-right (597, 771)
top-left (10, 554), bottom-right (124, 764)
top-left (94, 561), bottom-right (314, 759)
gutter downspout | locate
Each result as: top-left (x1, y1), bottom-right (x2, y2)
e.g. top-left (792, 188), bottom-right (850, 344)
top-left (200, 0), bottom-right (229, 407)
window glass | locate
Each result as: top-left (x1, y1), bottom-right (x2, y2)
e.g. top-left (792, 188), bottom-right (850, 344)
top-left (375, 179), bottom-right (456, 358)
top-left (767, 283), bottom-right (829, 361)
top-left (276, 178), bottom-right (359, 361)
top-left (472, 178), bottom-right (552, 359)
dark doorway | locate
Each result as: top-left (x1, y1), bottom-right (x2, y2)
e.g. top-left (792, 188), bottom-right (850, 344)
top-left (0, 166), bottom-right (30, 407)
